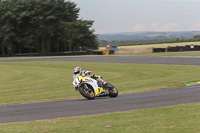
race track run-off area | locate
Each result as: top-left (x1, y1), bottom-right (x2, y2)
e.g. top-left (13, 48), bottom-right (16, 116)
top-left (0, 56), bottom-right (200, 123)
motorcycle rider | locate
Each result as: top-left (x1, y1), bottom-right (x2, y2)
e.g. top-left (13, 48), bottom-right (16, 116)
top-left (73, 66), bottom-right (107, 87)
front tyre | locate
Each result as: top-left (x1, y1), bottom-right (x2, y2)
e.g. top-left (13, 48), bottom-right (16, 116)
top-left (106, 83), bottom-right (118, 98)
top-left (79, 84), bottom-right (95, 100)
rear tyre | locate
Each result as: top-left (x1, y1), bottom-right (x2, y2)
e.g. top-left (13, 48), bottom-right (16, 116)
top-left (79, 84), bottom-right (95, 100)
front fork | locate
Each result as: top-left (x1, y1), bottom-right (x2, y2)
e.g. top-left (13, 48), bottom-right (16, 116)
top-left (74, 83), bottom-right (88, 91)
top-left (83, 84), bottom-right (90, 91)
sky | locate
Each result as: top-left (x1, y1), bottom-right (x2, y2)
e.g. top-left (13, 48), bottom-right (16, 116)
top-left (70, 0), bottom-right (200, 34)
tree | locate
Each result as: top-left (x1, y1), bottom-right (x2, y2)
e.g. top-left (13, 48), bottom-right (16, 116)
top-left (194, 35), bottom-right (200, 38)
top-left (0, 0), bottom-right (98, 55)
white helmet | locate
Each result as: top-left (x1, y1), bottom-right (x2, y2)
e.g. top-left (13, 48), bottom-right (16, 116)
top-left (74, 66), bottom-right (82, 75)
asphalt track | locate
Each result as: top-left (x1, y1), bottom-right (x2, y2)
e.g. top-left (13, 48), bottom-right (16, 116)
top-left (0, 56), bottom-right (200, 123)
top-left (0, 56), bottom-right (200, 65)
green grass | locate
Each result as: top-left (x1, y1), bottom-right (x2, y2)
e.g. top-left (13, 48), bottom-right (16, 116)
top-left (1, 60), bottom-right (200, 132)
top-left (0, 103), bottom-right (200, 133)
top-left (1, 61), bottom-right (200, 105)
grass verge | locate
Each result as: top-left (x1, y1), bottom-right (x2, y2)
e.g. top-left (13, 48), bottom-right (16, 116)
top-left (0, 103), bottom-right (200, 133)
top-left (0, 61), bottom-right (200, 105)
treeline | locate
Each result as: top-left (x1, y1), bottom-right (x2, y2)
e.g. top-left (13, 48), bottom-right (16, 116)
top-left (100, 35), bottom-right (200, 46)
top-left (0, 0), bottom-right (98, 55)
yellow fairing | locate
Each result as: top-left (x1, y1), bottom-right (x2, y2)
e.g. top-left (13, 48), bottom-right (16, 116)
top-left (95, 87), bottom-right (104, 96)
top-left (78, 75), bottom-right (90, 81)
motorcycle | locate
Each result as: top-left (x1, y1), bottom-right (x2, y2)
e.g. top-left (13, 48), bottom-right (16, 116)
top-left (73, 74), bottom-right (118, 100)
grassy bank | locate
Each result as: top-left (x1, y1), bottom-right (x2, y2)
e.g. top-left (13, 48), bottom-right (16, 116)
top-left (0, 103), bottom-right (200, 133)
top-left (0, 61), bottom-right (200, 105)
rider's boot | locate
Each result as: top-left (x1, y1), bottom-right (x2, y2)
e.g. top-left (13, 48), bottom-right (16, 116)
top-left (101, 81), bottom-right (109, 89)
top-left (97, 78), bottom-right (106, 87)
top-left (97, 81), bottom-right (103, 87)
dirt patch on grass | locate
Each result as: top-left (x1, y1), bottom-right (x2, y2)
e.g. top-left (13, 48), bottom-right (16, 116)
top-left (115, 47), bottom-right (153, 54)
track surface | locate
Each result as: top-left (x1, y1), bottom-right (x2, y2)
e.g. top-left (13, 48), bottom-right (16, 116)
top-left (0, 56), bottom-right (200, 123)
top-left (0, 56), bottom-right (200, 65)
top-left (1, 84), bottom-right (200, 123)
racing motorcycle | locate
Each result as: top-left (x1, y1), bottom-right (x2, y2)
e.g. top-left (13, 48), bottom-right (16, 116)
top-left (73, 74), bottom-right (118, 100)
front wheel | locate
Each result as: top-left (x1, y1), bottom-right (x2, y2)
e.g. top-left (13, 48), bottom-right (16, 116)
top-left (79, 84), bottom-right (95, 100)
top-left (106, 83), bottom-right (118, 98)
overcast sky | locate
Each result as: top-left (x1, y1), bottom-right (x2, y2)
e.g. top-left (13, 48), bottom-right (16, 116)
top-left (70, 0), bottom-right (200, 34)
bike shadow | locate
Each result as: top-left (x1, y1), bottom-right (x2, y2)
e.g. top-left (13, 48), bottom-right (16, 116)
top-left (73, 96), bottom-right (111, 101)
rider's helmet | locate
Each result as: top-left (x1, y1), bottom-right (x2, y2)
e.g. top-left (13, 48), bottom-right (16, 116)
top-left (74, 66), bottom-right (82, 75)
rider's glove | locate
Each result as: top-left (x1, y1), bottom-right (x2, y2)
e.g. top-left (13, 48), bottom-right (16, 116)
top-left (93, 74), bottom-right (98, 78)
top-left (91, 74), bottom-right (98, 79)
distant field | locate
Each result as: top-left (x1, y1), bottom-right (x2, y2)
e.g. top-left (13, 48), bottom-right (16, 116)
top-left (109, 52), bottom-right (200, 57)
top-left (117, 41), bottom-right (200, 49)
top-left (1, 61), bottom-right (200, 105)
top-left (134, 52), bottom-right (200, 57)
top-left (100, 41), bottom-right (200, 54)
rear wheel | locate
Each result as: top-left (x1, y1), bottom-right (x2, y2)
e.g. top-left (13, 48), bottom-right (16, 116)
top-left (79, 84), bottom-right (95, 100)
